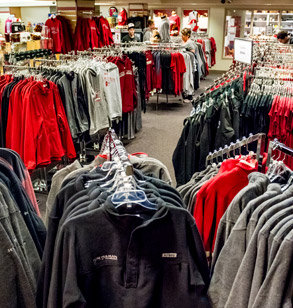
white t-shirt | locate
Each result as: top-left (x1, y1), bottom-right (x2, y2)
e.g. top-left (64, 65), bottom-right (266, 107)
top-left (189, 11), bottom-right (198, 22)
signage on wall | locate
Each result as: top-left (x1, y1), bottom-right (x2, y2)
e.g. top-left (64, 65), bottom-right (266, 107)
top-left (234, 38), bottom-right (253, 65)
top-left (113, 29), bottom-right (121, 44)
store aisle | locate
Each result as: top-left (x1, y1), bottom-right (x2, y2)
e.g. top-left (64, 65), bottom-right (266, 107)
top-left (125, 72), bottom-right (222, 186)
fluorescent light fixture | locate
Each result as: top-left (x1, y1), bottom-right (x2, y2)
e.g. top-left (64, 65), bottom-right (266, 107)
top-left (0, 0), bottom-right (56, 7)
top-left (95, 3), bottom-right (116, 5)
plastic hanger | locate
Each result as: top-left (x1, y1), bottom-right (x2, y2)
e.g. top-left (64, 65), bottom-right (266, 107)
top-left (111, 182), bottom-right (157, 211)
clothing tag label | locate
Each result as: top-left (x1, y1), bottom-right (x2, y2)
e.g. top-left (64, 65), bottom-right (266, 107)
top-left (93, 255), bottom-right (118, 265)
top-left (162, 253), bottom-right (177, 258)
top-left (94, 92), bottom-right (101, 102)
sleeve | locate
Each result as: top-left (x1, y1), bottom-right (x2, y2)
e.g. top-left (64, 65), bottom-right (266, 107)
top-left (51, 83), bottom-right (76, 159)
top-left (186, 213), bottom-right (210, 291)
top-left (45, 20), bottom-right (51, 37)
top-left (58, 19), bottom-right (65, 54)
top-left (47, 224), bottom-right (86, 308)
top-left (251, 239), bottom-right (293, 308)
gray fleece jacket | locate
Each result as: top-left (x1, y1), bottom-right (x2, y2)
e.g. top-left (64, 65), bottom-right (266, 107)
top-left (208, 183), bottom-right (282, 308)
top-left (225, 195), bottom-right (293, 308)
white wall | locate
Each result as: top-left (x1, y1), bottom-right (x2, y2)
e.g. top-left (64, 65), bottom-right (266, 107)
top-left (0, 8), bottom-right (10, 34)
top-left (209, 7), bottom-right (233, 71)
top-left (21, 6), bottom-right (51, 25)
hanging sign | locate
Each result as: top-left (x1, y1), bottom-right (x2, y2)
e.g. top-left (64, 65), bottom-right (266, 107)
top-left (234, 38), bottom-right (253, 65)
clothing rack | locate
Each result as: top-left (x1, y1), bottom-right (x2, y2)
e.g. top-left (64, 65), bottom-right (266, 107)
top-left (100, 128), bottom-right (134, 176)
top-left (255, 66), bottom-right (293, 80)
top-left (32, 58), bottom-right (65, 67)
top-left (266, 139), bottom-right (293, 167)
top-left (206, 133), bottom-right (266, 172)
top-left (3, 64), bottom-right (39, 73)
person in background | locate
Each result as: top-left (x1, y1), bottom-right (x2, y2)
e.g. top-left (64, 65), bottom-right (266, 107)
top-left (122, 23), bottom-right (140, 43)
top-left (277, 31), bottom-right (293, 44)
top-left (181, 28), bottom-right (196, 53)
top-left (143, 19), bottom-right (155, 42)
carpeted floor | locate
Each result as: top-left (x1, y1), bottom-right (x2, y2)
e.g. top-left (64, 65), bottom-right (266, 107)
top-left (125, 72), bottom-right (222, 186)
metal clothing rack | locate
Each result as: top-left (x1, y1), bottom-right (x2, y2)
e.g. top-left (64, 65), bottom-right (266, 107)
top-left (206, 133), bottom-right (266, 172)
top-left (32, 58), bottom-right (65, 67)
top-left (99, 128), bottom-right (133, 173)
top-left (266, 139), bottom-right (293, 168)
top-left (3, 64), bottom-right (40, 73)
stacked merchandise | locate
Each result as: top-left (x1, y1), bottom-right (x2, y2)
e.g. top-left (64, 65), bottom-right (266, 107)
top-left (74, 17), bottom-right (114, 51)
top-left (0, 73), bottom-right (76, 171)
top-left (37, 129), bottom-right (211, 308)
top-left (0, 148), bottom-right (46, 308)
top-left (45, 15), bottom-right (73, 54)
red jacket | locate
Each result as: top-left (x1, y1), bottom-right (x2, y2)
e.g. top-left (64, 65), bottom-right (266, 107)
top-left (6, 79), bottom-right (76, 171)
top-left (108, 56), bottom-right (137, 113)
top-left (170, 53), bottom-right (186, 96)
top-left (45, 18), bottom-right (63, 53)
top-left (56, 16), bottom-right (73, 53)
top-left (193, 159), bottom-right (259, 252)
top-left (6, 79), bottom-right (28, 154)
top-left (210, 37), bottom-right (217, 66)
top-left (96, 17), bottom-right (114, 47)
top-left (88, 18), bottom-right (100, 49)
top-left (50, 82), bottom-right (76, 159)
top-left (123, 56), bottom-right (137, 112)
